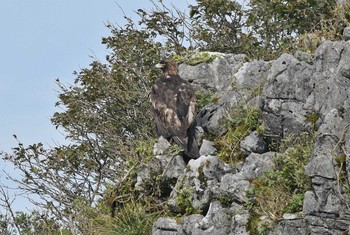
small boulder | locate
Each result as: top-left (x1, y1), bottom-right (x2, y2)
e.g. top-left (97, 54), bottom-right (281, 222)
top-left (240, 152), bottom-right (276, 180)
top-left (193, 201), bottom-right (232, 234)
top-left (240, 131), bottom-right (267, 155)
top-left (294, 50), bottom-right (314, 64)
top-left (179, 214), bottom-right (204, 235)
top-left (153, 136), bottom-right (171, 155)
top-left (199, 139), bottom-right (217, 156)
top-left (220, 174), bottom-right (251, 202)
top-left (152, 218), bottom-right (179, 235)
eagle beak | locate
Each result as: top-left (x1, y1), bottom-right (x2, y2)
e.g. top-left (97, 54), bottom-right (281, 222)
top-left (155, 63), bottom-right (165, 69)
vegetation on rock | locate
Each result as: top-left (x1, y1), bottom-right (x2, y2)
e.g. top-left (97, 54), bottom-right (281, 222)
top-left (247, 132), bottom-right (314, 233)
top-left (216, 106), bottom-right (262, 165)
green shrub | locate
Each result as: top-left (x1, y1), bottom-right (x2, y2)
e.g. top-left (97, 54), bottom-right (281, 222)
top-left (176, 187), bottom-right (202, 215)
top-left (195, 91), bottom-right (213, 111)
top-left (216, 106), bottom-right (262, 165)
top-left (305, 112), bottom-right (320, 131)
top-left (247, 132), bottom-right (314, 232)
top-left (96, 202), bottom-right (162, 235)
top-left (172, 50), bottom-right (222, 65)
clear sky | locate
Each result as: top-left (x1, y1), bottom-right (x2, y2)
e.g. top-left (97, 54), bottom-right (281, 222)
top-left (0, 0), bottom-right (194, 212)
top-left (0, 0), bottom-right (193, 153)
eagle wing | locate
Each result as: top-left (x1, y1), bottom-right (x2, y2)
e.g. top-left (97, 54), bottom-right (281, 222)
top-left (149, 74), bottom-right (199, 158)
top-left (149, 75), bottom-right (196, 139)
top-left (176, 81), bottom-right (196, 128)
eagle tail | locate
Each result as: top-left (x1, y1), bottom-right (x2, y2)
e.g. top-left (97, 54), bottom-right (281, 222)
top-left (186, 123), bottom-right (199, 159)
top-left (172, 123), bottom-right (199, 159)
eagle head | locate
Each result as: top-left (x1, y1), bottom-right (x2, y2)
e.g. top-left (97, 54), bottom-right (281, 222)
top-left (155, 59), bottom-right (178, 75)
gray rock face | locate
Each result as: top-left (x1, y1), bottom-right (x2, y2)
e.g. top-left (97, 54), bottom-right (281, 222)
top-left (265, 40), bottom-right (350, 234)
top-left (161, 202), bottom-right (250, 235)
top-left (151, 40), bottom-right (350, 235)
top-left (219, 152), bottom-right (276, 204)
top-left (197, 91), bottom-right (239, 134)
top-left (179, 214), bottom-right (204, 234)
top-left (182, 55), bottom-right (269, 136)
top-left (304, 135), bottom-right (340, 179)
top-left (152, 152), bottom-right (277, 235)
top-left (270, 217), bottom-right (306, 235)
top-left (263, 54), bottom-right (313, 101)
top-left (220, 173), bottom-right (251, 202)
top-left (239, 152), bottom-right (276, 180)
top-left (230, 202), bottom-right (250, 235)
top-left (309, 41), bottom-right (350, 116)
top-left (234, 60), bottom-right (270, 91)
top-left (168, 155), bottom-right (232, 213)
top-left (294, 50), bottom-right (314, 64)
top-left (261, 53), bottom-right (314, 140)
top-left (135, 154), bottom-right (185, 193)
top-left (188, 201), bottom-right (232, 235)
top-left (179, 54), bottom-right (247, 90)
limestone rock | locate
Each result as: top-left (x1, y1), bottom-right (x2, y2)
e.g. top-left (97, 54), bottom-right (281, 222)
top-left (135, 154), bottom-right (185, 194)
top-left (343, 26), bottom-right (350, 41)
top-left (220, 152), bottom-right (276, 202)
top-left (240, 131), bottom-right (268, 155)
top-left (304, 135), bottom-right (340, 179)
top-left (179, 214), bottom-right (204, 235)
top-left (311, 40), bottom-right (350, 116)
top-left (168, 155), bottom-right (232, 213)
top-left (190, 201), bottom-right (232, 235)
top-left (263, 53), bottom-right (313, 101)
top-left (152, 218), bottom-right (179, 235)
top-left (196, 91), bottom-right (239, 135)
top-left (230, 202), bottom-right (250, 235)
top-left (179, 54), bottom-right (247, 90)
top-left (192, 58), bottom-right (268, 135)
top-left (234, 60), bottom-right (270, 91)
top-left (294, 50), bottom-right (314, 64)
top-left (151, 38), bottom-right (350, 234)
top-left (199, 139), bottom-right (217, 156)
top-left (261, 53), bottom-right (314, 140)
top-left (153, 136), bottom-right (171, 155)
top-left (220, 173), bottom-right (250, 202)
top-left (239, 152), bottom-right (276, 180)
top-left (269, 218), bottom-right (305, 235)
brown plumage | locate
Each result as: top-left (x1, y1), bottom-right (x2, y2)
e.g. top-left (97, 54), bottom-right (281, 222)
top-left (149, 59), bottom-right (199, 158)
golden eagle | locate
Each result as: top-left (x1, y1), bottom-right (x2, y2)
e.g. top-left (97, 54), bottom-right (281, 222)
top-left (149, 59), bottom-right (199, 158)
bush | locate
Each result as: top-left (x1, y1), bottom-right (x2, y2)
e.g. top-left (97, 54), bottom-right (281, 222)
top-left (216, 106), bottom-right (262, 165)
top-left (100, 202), bottom-right (162, 235)
top-left (247, 132), bottom-right (314, 232)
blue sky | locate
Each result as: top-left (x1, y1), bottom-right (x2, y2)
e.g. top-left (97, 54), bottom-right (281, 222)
top-left (0, 0), bottom-right (194, 212)
top-left (0, 0), bottom-right (192, 153)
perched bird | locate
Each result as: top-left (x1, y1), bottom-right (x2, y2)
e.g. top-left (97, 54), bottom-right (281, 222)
top-left (149, 59), bottom-right (199, 158)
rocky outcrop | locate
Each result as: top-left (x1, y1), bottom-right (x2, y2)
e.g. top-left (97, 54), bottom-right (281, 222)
top-left (180, 54), bottom-right (270, 135)
top-left (148, 29), bottom-right (350, 235)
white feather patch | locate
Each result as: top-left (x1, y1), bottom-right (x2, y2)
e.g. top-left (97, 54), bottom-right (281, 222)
top-left (165, 108), bottom-right (181, 128)
top-left (187, 102), bottom-right (195, 124)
